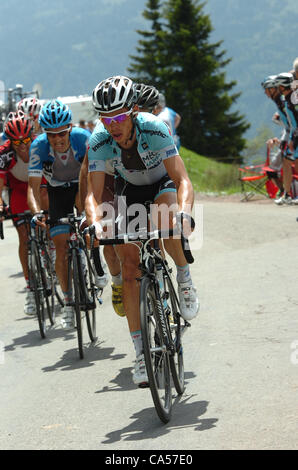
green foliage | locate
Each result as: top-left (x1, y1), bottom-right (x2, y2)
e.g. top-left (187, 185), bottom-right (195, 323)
top-left (180, 146), bottom-right (240, 193)
top-left (129, 0), bottom-right (250, 163)
top-left (242, 125), bottom-right (273, 166)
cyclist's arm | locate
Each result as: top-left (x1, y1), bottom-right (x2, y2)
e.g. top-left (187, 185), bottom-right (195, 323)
top-left (163, 155), bottom-right (194, 214)
top-left (87, 170), bottom-right (106, 225)
top-left (78, 152), bottom-right (88, 213)
top-left (174, 112), bottom-right (181, 130)
top-left (27, 176), bottom-right (42, 214)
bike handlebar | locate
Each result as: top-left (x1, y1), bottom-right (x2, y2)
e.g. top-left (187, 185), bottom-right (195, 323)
top-left (87, 226), bottom-right (194, 264)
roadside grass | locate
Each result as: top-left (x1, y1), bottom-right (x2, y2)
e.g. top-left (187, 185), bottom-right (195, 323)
top-left (180, 146), bottom-right (241, 194)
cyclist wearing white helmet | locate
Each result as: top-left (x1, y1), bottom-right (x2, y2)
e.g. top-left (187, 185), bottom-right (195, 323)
top-left (274, 73), bottom-right (298, 204)
top-left (18, 97), bottom-right (43, 135)
top-left (261, 74), bottom-right (293, 202)
top-left (87, 75), bottom-right (199, 386)
top-left (27, 99), bottom-right (91, 329)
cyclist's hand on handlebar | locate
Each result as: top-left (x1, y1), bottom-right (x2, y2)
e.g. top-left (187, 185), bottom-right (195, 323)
top-left (31, 212), bottom-right (46, 229)
top-left (175, 211), bottom-right (195, 239)
top-left (0, 205), bottom-right (8, 222)
top-left (89, 221), bottom-right (103, 240)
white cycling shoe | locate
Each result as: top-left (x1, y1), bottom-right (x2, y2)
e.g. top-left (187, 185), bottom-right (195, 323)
top-left (24, 290), bottom-right (36, 316)
top-left (178, 280), bottom-right (199, 321)
top-left (93, 260), bottom-right (109, 289)
top-left (132, 354), bottom-right (148, 386)
top-left (61, 305), bottom-right (75, 329)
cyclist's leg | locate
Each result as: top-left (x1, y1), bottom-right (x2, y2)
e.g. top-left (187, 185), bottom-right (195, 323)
top-left (114, 243), bottom-right (140, 330)
top-left (47, 184), bottom-right (77, 327)
top-left (15, 222), bottom-right (29, 280)
top-left (9, 180), bottom-right (35, 315)
top-left (9, 180), bottom-right (30, 282)
top-left (50, 230), bottom-right (70, 293)
top-left (153, 188), bottom-right (199, 321)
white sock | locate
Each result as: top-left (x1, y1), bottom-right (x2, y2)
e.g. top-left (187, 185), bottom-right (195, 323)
top-left (131, 330), bottom-right (143, 357)
top-left (176, 264), bottom-right (191, 283)
top-left (112, 272), bottom-right (122, 286)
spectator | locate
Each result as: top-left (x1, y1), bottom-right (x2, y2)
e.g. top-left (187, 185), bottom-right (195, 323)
top-left (153, 93), bottom-right (181, 149)
top-left (87, 120), bottom-right (95, 134)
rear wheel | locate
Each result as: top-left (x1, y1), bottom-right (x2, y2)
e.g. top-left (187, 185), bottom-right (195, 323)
top-left (140, 276), bottom-right (172, 423)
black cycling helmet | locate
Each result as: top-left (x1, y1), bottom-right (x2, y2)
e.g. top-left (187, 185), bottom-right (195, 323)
top-left (92, 75), bottom-right (137, 113)
top-left (135, 83), bottom-right (159, 112)
top-left (275, 73), bottom-right (294, 88)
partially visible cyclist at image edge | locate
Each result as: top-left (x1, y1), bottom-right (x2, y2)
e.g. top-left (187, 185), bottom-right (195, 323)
top-left (87, 75), bottom-right (199, 386)
top-left (274, 72), bottom-right (298, 204)
top-left (153, 92), bottom-right (181, 149)
top-left (79, 82), bottom-right (160, 319)
top-left (18, 97), bottom-right (43, 135)
top-left (261, 75), bottom-right (289, 200)
top-left (27, 99), bottom-right (91, 329)
top-left (0, 111), bottom-right (48, 315)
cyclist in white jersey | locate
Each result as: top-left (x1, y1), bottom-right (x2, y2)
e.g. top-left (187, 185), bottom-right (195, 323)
top-left (87, 76), bottom-right (199, 385)
top-left (79, 83), bottom-right (161, 318)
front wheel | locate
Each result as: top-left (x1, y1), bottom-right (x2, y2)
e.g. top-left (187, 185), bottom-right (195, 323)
top-left (164, 273), bottom-right (185, 395)
top-left (71, 250), bottom-right (84, 359)
top-left (28, 242), bottom-right (46, 339)
top-left (140, 276), bottom-right (172, 423)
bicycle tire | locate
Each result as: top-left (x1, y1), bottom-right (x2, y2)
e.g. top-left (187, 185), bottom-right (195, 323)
top-left (41, 247), bottom-right (55, 326)
top-left (140, 276), bottom-right (172, 423)
top-left (29, 241), bottom-right (46, 339)
top-left (164, 273), bottom-right (185, 395)
top-left (85, 253), bottom-right (97, 342)
top-left (71, 250), bottom-right (84, 359)
top-left (80, 248), bottom-right (96, 342)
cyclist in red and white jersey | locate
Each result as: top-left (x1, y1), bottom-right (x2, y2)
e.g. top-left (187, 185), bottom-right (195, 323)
top-left (0, 111), bottom-right (47, 315)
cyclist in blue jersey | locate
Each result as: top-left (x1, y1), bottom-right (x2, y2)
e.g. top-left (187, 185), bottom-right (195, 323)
top-left (274, 73), bottom-right (298, 204)
top-left (27, 99), bottom-right (91, 329)
top-left (87, 76), bottom-right (199, 386)
top-left (154, 92), bottom-right (181, 149)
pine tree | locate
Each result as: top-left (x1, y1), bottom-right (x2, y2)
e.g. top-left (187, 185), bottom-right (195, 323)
top-left (128, 0), bottom-right (250, 162)
top-left (128, 0), bottom-right (164, 85)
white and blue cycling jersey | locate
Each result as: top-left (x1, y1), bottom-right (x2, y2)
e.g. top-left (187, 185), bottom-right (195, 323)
top-left (88, 112), bottom-right (179, 186)
top-left (157, 106), bottom-right (180, 149)
top-left (28, 127), bottom-right (90, 186)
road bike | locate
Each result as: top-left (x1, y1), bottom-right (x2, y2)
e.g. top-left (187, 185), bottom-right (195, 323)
top-left (91, 214), bottom-right (194, 423)
top-left (0, 210), bottom-right (62, 338)
top-left (55, 213), bottom-right (102, 359)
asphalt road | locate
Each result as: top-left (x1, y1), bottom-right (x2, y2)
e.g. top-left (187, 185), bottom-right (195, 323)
top-left (1, 196), bottom-right (298, 450)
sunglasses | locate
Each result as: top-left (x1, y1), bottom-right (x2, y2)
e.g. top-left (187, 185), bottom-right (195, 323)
top-left (12, 137), bottom-right (31, 146)
top-left (100, 109), bottom-right (133, 126)
top-left (46, 126), bottom-right (71, 138)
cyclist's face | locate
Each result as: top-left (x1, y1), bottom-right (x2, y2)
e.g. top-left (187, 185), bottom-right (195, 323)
top-left (101, 107), bottom-right (135, 146)
top-left (11, 138), bottom-right (31, 162)
top-left (46, 124), bottom-right (72, 153)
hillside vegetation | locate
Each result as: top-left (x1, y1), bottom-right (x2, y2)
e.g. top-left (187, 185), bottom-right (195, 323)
top-left (180, 147), bottom-right (240, 194)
